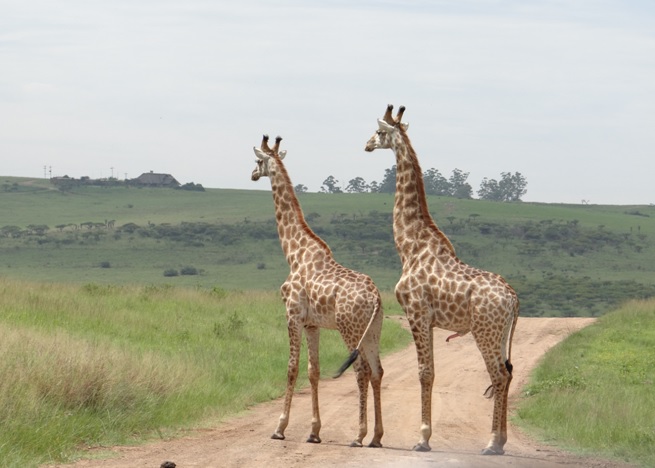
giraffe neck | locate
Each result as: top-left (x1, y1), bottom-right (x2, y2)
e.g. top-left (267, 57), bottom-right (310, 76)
top-left (390, 130), bottom-right (456, 264)
top-left (267, 157), bottom-right (332, 265)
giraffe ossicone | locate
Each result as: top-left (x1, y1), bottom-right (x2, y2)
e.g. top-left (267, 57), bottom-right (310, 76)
top-left (365, 105), bottom-right (519, 455)
top-left (250, 134), bottom-right (385, 448)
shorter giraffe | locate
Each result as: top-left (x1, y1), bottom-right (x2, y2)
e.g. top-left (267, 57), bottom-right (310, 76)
top-left (251, 135), bottom-right (385, 447)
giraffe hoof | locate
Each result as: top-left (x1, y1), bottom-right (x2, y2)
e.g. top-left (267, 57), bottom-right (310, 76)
top-left (481, 447), bottom-right (504, 455)
top-left (271, 432), bottom-right (285, 440)
top-left (306, 435), bottom-right (321, 444)
top-left (368, 440), bottom-right (383, 448)
top-left (349, 440), bottom-right (363, 448)
top-left (412, 442), bottom-right (431, 452)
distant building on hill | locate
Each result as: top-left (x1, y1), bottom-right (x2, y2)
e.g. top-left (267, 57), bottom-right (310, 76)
top-left (49, 171), bottom-right (182, 189)
top-left (132, 171), bottom-right (180, 188)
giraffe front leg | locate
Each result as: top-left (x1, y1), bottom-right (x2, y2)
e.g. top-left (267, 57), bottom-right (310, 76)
top-left (411, 325), bottom-right (434, 452)
top-left (413, 374), bottom-right (434, 452)
top-left (272, 323), bottom-right (303, 441)
top-left (305, 326), bottom-right (322, 443)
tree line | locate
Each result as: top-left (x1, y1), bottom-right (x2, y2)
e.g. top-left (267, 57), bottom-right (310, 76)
top-left (297, 166), bottom-right (528, 202)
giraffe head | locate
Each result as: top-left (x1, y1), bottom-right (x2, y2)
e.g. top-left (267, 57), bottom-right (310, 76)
top-left (364, 104), bottom-right (409, 152)
top-left (251, 134), bottom-right (287, 181)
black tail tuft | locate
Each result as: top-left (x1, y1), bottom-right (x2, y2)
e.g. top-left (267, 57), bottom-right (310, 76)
top-left (483, 361), bottom-right (513, 398)
top-left (333, 349), bottom-right (360, 379)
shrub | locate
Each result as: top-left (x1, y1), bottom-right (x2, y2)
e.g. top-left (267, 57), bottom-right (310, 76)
top-left (163, 269), bottom-right (179, 277)
top-left (180, 266), bottom-right (198, 276)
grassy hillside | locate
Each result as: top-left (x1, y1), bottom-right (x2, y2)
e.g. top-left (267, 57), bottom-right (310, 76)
top-left (2, 176), bottom-right (654, 316)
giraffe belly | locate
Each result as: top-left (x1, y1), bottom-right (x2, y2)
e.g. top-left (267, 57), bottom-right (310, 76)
top-left (304, 312), bottom-right (338, 330)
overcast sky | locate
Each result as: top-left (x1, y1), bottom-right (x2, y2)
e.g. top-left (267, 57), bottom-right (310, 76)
top-left (2, 1), bottom-right (654, 204)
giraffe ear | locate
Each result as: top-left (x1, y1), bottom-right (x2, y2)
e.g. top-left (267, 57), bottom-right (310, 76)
top-left (253, 147), bottom-right (267, 160)
top-left (377, 119), bottom-right (395, 133)
top-left (278, 150), bottom-right (287, 160)
top-left (400, 122), bottom-right (409, 131)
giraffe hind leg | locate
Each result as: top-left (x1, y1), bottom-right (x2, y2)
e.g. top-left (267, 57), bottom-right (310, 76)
top-left (350, 358), bottom-right (370, 447)
top-left (483, 360), bottom-right (513, 398)
top-left (479, 356), bottom-right (512, 455)
top-left (367, 356), bottom-right (384, 448)
top-left (359, 343), bottom-right (384, 448)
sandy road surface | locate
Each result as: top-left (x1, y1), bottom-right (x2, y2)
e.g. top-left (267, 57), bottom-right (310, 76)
top-left (46, 317), bottom-right (632, 468)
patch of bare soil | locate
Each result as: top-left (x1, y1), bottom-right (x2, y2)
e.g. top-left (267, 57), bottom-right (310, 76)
top-left (44, 317), bottom-right (633, 468)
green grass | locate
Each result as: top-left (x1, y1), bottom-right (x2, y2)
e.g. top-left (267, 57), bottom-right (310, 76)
top-left (515, 299), bottom-right (655, 466)
top-left (0, 278), bottom-right (411, 467)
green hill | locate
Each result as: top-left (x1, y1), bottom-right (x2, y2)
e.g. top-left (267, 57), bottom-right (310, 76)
top-left (2, 176), bottom-right (654, 316)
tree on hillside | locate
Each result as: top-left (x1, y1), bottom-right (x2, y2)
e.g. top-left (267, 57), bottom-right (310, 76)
top-left (320, 175), bottom-right (342, 193)
top-left (478, 172), bottom-right (528, 201)
top-left (180, 182), bottom-right (205, 192)
top-left (378, 165), bottom-right (396, 193)
top-left (501, 171), bottom-right (528, 201)
top-left (368, 180), bottom-right (380, 193)
top-left (1, 225), bottom-right (22, 238)
top-left (477, 178), bottom-right (502, 201)
top-left (294, 184), bottom-right (308, 194)
top-left (27, 224), bottom-right (49, 235)
top-left (345, 177), bottom-right (368, 193)
top-left (423, 168), bottom-right (450, 196)
top-left (448, 169), bottom-right (473, 199)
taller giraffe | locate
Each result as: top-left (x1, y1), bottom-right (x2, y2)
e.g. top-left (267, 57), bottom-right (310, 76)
top-left (365, 105), bottom-right (519, 455)
top-left (251, 134), bottom-right (385, 448)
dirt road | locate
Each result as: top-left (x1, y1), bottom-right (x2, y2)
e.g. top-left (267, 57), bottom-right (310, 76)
top-left (46, 317), bottom-right (631, 468)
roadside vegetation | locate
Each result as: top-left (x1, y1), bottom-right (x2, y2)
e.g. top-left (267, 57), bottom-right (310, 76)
top-left (0, 278), bottom-right (410, 467)
top-left (516, 298), bottom-right (655, 467)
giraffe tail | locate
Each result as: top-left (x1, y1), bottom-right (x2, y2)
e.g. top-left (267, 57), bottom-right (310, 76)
top-left (483, 297), bottom-right (519, 399)
top-left (333, 296), bottom-right (382, 379)
top-left (333, 349), bottom-right (359, 379)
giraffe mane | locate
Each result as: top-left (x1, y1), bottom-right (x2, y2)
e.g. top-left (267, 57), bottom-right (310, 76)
top-left (398, 128), bottom-right (457, 256)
